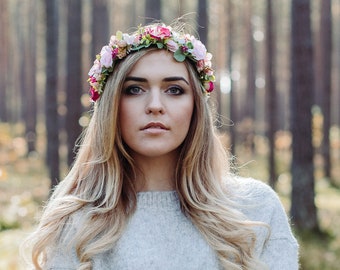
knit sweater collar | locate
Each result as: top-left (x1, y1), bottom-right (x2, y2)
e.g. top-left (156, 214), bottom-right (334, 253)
top-left (136, 190), bottom-right (180, 210)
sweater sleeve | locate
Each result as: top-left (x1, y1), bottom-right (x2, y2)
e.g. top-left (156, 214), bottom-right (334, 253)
top-left (259, 189), bottom-right (299, 270)
top-left (232, 178), bottom-right (299, 270)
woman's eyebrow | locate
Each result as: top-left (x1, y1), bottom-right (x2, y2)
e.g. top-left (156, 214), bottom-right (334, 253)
top-left (125, 76), bottom-right (147, 82)
top-left (163, 76), bottom-right (189, 85)
top-left (125, 76), bottom-right (189, 85)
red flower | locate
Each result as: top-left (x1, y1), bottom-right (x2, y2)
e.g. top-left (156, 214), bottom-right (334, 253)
top-left (181, 46), bottom-right (188, 53)
top-left (205, 81), bottom-right (214, 93)
top-left (90, 87), bottom-right (100, 101)
top-left (112, 47), bottom-right (119, 59)
top-left (89, 76), bottom-right (97, 83)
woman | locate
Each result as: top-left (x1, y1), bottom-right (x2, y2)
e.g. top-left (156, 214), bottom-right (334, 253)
top-left (26, 23), bottom-right (298, 270)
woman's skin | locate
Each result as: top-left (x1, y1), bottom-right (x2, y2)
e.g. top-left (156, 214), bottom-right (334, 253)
top-left (119, 50), bottom-right (194, 192)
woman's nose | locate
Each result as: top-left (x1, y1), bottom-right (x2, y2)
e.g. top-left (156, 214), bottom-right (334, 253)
top-left (145, 90), bottom-right (164, 114)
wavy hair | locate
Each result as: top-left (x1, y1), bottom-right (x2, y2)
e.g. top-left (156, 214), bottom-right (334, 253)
top-left (26, 46), bottom-right (266, 269)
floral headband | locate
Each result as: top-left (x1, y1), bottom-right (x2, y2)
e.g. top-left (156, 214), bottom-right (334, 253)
top-left (88, 23), bottom-right (215, 102)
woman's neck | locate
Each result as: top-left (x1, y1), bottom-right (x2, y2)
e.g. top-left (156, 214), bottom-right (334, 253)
top-left (132, 151), bottom-right (178, 192)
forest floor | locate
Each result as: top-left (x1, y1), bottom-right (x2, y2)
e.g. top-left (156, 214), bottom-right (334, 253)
top-left (0, 124), bottom-right (340, 270)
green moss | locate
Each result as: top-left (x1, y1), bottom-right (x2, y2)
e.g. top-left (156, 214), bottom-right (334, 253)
top-left (0, 220), bottom-right (20, 232)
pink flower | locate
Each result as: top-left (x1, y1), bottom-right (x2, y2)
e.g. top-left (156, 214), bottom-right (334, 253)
top-left (88, 59), bottom-right (101, 76)
top-left (100, 46), bottom-right (113, 67)
top-left (109, 35), bottom-right (117, 47)
top-left (90, 87), bottom-right (100, 101)
top-left (166, 39), bottom-right (179, 52)
top-left (89, 76), bottom-right (99, 89)
top-left (89, 76), bottom-right (97, 83)
top-left (196, 60), bottom-right (205, 72)
top-left (204, 53), bottom-right (212, 67)
top-left (181, 46), bottom-right (188, 53)
top-left (204, 81), bottom-right (214, 92)
top-left (112, 47), bottom-right (119, 58)
top-left (189, 39), bottom-right (207, 60)
top-left (149, 25), bottom-right (171, 40)
top-left (204, 67), bottom-right (214, 76)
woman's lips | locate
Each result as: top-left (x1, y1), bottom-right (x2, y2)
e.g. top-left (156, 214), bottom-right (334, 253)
top-left (142, 122), bottom-right (168, 130)
top-left (141, 122), bottom-right (169, 134)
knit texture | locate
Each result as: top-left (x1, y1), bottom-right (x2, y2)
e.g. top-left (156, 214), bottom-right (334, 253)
top-left (45, 178), bottom-right (299, 270)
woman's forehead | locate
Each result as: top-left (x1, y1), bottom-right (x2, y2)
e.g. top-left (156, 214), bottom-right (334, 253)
top-left (127, 50), bottom-right (189, 79)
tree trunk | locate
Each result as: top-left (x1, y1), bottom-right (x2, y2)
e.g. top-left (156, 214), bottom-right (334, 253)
top-left (25, 0), bottom-right (38, 153)
top-left (197, 0), bottom-right (208, 46)
top-left (227, 0), bottom-right (236, 156)
top-left (244, 0), bottom-right (256, 152)
top-left (145, 0), bottom-right (161, 22)
top-left (16, 1), bottom-right (37, 154)
top-left (290, 0), bottom-right (319, 231)
top-left (91, 0), bottom-right (109, 59)
top-left (319, 0), bottom-right (332, 183)
top-left (265, 0), bottom-right (278, 188)
top-left (45, 0), bottom-right (60, 189)
top-left (0, 0), bottom-right (8, 122)
top-left (66, 0), bottom-right (83, 166)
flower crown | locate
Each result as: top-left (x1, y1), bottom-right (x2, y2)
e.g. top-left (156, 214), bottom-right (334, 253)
top-left (88, 23), bottom-right (215, 101)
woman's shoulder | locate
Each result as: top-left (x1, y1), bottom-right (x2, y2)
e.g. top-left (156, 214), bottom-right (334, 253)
top-left (224, 176), bottom-right (287, 223)
top-left (224, 177), bottom-right (299, 268)
top-left (225, 176), bottom-right (277, 202)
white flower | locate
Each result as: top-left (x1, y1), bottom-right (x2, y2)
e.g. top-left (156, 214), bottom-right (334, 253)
top-left (123, 34), bottom-right (136, 45)
top-left (109, 35), bottom-right (117, 47)
top-left (100, 45), bottom-right (113, 67)
top-left (88, 59), bottom-right (101, 76)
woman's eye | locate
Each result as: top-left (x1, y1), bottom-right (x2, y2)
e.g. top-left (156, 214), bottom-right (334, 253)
top-left (166, 86), bottom-right (183, 95)
top-left (124, 86), bottom-right (143, 95)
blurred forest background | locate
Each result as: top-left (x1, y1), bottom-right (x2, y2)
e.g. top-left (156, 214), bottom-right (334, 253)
top-left (0, 0), bottom-right (340, 269)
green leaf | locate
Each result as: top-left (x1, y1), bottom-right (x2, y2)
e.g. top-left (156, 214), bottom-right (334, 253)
top-left (116, 31), bottom-right (123, 40)
top-left (131, 44), bottom-right (148, 51)
top-left (156, 42), bottom-right (164, 49)
top-left (174, 49), bottom-right (186, 62)
top-left (187, 42), bottom-right (193, 49)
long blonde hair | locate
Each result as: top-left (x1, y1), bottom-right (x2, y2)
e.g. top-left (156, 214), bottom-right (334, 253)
top-left (27, 47), bottom-right (266, 269)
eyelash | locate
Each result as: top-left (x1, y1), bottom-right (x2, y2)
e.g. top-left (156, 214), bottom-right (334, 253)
top-left (124, 86), bottom-right (143, 95)
top-left (123, 85), bottom-right (184, 95)
top-left (166, 86), bottom-right (184, 95)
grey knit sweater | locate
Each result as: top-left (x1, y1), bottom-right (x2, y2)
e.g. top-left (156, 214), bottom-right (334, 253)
top-left (46, 178), bottom-right (299, 269)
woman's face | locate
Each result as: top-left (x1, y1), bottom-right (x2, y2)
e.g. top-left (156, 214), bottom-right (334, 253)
top-left (119, 50), bottom-right (194, 160)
